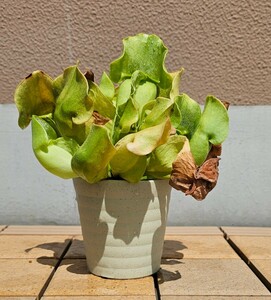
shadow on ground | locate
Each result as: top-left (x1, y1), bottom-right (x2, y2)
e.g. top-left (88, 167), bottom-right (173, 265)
top-left (28, 238), bottom-right (186, 281)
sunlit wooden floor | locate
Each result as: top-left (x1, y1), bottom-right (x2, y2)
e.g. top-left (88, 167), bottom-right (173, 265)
top-left (0, 226), bottom-right (270, 299)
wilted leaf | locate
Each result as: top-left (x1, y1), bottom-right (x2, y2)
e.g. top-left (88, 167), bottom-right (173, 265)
top-left (195, 158), bottom-right (220, 183)
top-left (92, 111), bottom-right (110, 125)
top-left (84, 69), bottom-right (95, 83)
top-left (169, 139), bottom-right (222, 200)
top-left (169, 139), bottom-right (196, 193)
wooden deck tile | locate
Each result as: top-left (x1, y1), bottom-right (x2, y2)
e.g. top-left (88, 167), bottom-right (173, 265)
top-left (158, 259), bottom-right (270, 296)
top-left (221, 227), bottom-right (271, 236)
top-left (0, 258), bottom-right (57, 297)
top-left (44, 259), bottom-right (155, 297)
top-left (43, 296), bottom-right (155, 299)
top-left (163, 235), bottom-right (238, 259)
top-left (229, 236), bottom-right (271, 259)
top-left (165, 226), bottom-right (222, 235)
top-left (0, 297), bottom-right (35, 300)
top-left (0, 235), bottom-right (72, 259)
top-left (2, 226), bottom-right (82, 235)
top-left (250, 259), bottom-right (271, 285)
top-left (160, 297), bottom-right (271, 299)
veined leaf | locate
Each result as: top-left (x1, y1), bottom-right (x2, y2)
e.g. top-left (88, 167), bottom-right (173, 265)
top-left (170, 69), bottom-right (184, 100)
top-left (146, 135), bottom-right (186, 179)
top-left (54, 65), bottom-right (93, 144)
top-left (118, 98), bottom-right (138, 135)
top-left (99, 72), bottom-right (115, 100)
top-left (110, 33), bottom-right (172, 89)
top-left (31, 116), bottom-right (78, 178)
top-left (116, 79), bottom-right (132, 106)
top-left (110, 134), bottom-right (147, 182)
top-left (15, 71), bottom-right (55, 129)
top-left (140, 97), bottom-right (173, 130)
top-left (127, 118), bottom-right (171, 156)
top-left (190, 95), bottom-right (229, 165)
top-left (88, 80), bottom-right (116, 119)
top-left (52, 73), bottom-right (65, 98)
top-left (173, 93), bottom-right (201, 137)
top-left (133, 79), bottom-right (157, 115)
top-left (71, 125), bottom-right (116, 183)
top-left (118, 156), bottom-right (147, 183)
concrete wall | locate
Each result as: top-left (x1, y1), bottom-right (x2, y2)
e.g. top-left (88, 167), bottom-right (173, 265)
top-left (1, 1), bottom-right (271, 225)
top-left (1, 104), bottom-right (270, 226)
top-left (1, 0), bottom-right (271, 105)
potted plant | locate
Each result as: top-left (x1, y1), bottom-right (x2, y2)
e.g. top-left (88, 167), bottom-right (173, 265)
top-left (14, 33), bottom-right (229, 279)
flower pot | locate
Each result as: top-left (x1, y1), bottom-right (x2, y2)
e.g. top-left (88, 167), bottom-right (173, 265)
top-left (73, 178), bottom-right (171, 279)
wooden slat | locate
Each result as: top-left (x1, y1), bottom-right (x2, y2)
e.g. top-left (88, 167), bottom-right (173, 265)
top-left (165, 226), bottom-right (222, 235)
top-left (229, 236), bottom-right (271, 259)
top-left (0, 235), bottom-right (72, 259)
top-left (221, 227), bottom-right (271, 236)
top-left (44, 259), bottom-right (156, 297)
top-left (2, 225), bottom-right (81, 235)
top-left (158, 258), bottom-right (270, 296)
top-left (250, 259), bottom-right (271, 287)
top-left (163, 235), bottom-right (238, 259)
top-left (0, 258), bottom-right (57, 297)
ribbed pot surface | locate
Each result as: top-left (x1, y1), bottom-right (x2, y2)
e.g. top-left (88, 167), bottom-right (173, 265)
top-left (73, 178), bottom-right (171, 279)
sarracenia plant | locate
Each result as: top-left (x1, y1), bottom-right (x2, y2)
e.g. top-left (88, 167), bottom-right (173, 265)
top-left (15, 33), bottom-right (229, 200)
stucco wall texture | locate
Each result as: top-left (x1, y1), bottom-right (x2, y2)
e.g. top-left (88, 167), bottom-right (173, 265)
top-left (0, 0), bottom-right (270, 105)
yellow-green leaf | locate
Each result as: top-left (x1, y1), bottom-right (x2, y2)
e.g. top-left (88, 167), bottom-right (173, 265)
top-left (15, 71), bottom-right (55, 129)
top-left (88, 80), bottom-right (116, 119)
top-left (110, 134), bottom-right (147, 182)
top-left (32, 116), bottom-right (78, 179)
top-left (146, 135), bottom-right (186, 179)
top-left (140, 97), bottom-right (173, 130)
top-left (71, 125), bottom-right (116, 183)
top-left (99, 72), bottom-right (115, 100)
top-left (54, 65), bottom-right (93, 144)
top-left (127, 118), bottom-right (171, 155)
top-left (190, 95), bottom-right (229, 165)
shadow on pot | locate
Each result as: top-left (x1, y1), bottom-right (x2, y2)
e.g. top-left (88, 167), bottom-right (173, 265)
top-left (74, 179), bottom-right (173, 278)
top-left (30, 179), bottom-right (184, 279)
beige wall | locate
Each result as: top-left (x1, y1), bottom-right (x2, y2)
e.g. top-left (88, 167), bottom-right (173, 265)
top-left (1, 0), bottom-right (270, 105)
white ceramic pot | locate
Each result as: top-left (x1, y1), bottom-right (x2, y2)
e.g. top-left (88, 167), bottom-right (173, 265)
top-left (73, 178), bottom-right (171, 279)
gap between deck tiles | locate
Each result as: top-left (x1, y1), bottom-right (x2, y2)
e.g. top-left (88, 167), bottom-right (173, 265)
top-left (2, 226), bottom-right (269, 299)
top-left (220, 227), bottom-right (271, 293)
top-left (36, 238), bottom-right (73, 300)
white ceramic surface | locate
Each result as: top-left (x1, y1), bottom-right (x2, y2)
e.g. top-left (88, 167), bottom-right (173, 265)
top-left (73, 178), bottom-right (171, 279)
